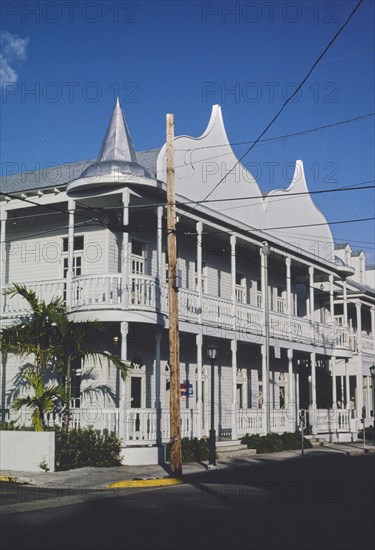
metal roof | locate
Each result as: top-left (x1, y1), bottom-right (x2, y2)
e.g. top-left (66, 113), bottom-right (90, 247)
top-left (0, 149), bottom-right (160, 195)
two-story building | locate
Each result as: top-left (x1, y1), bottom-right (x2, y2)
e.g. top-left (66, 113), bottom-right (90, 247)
top-left (1, 100), bottom-right (374, 464)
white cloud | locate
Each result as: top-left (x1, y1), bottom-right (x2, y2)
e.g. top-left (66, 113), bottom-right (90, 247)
top-left (0, 32), bottom-right (29, 86)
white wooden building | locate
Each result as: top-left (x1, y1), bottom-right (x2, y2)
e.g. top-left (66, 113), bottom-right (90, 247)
top-left (1, 100), bottom-right (374, 463)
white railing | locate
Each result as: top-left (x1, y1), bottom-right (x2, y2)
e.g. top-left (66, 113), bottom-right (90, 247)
top-left (202, 294), bottom-right (233, 327)
top-left (124, 408), bottom-right (199, 444)
top-left (72, 274), bottom-right (121, 308)
top-left (313, 408), bottom-right (350, 433)
top-left (270, 409), bottom-right (295, 433)
top-left (362, 333), bottom-right (374, 353)
top-left (3, 279), bottom-right (65, 314)
top-left (2, 275), bottom-right (350, 350)
top-left (275, 297), bottom-right (286, 314)
top-left (130, 275), bottom-right (157, 309)
top-left (237, 409), bottom-right (263, 436)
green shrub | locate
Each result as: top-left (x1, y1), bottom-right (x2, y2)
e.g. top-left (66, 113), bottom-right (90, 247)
top-left (55, 426), bottom-right (122, 471)
top-left (0, 421), bottom-right (35, 431)
top-left (357, 425), bottom-right (374, 440)
top-left (166, 437), bottom-right (210, 463)
top-left (241, 431), bottom-right (312, 454)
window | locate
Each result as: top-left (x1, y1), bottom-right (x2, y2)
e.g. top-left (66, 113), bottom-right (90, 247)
top-left (235, 273), bottom-right (246, 303)
top-left (70, 359), bottom-right (82, 408)
top-left (131, 240), bottom-right (146, 276)
top-left (63, 235), bottom-right (84, 253)
top-left (194, 260), bottom-right (207, 293)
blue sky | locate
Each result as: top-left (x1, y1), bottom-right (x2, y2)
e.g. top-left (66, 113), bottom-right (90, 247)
top-left (1, 0), bottom-right (374, 261)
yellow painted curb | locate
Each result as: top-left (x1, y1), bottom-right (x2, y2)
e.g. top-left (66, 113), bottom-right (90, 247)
top-left (107, 478), bottom-right (183, 489)
top-left (0, 475), bottom-right (16, 483)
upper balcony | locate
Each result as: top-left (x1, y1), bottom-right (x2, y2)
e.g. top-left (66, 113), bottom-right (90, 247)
top-left (2, 273), bottom-right (352, 353)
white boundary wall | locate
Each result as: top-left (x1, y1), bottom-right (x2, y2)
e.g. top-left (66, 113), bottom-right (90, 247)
top-left (0, 431), bottom-right (55, 472)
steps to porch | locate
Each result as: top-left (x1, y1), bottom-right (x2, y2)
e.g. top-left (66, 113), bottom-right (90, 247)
top-left (216, 440), bottom-right (257, 458)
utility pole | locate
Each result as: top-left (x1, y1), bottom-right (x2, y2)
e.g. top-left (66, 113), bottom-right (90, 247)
top-left (166, 114), bottom-right (182, 476)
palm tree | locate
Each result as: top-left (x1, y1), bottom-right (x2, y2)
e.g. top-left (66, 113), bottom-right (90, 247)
top-left (1, 284), bottom-right (131, 432)
top-left (12, 369), bottom-right (64, 431)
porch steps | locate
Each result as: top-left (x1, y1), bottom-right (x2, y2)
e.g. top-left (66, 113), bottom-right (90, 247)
top-left (216, 440), bottom-right (257, 458)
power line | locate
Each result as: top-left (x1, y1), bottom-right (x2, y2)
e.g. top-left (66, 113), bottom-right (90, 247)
top-left (201, 0), bottom-right (365, 203)
top-left (173, 113), bottom-right (374, 154)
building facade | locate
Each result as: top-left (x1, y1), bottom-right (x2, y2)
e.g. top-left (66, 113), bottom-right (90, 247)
top-left (1, 101), bottom-right (374, 463)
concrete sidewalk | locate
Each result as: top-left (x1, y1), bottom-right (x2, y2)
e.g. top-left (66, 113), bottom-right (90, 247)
top-left (1, 442), bottom-right (374, 490)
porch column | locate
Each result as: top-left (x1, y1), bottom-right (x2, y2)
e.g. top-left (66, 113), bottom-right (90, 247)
top-left (310, 351), bottom-right (317, 407)
top-left (329, 274), bottom-right (334, 322)
top-left (343, 281), bottom-right (348, 327)
top-left (121, 189), bottom-right (130, 310)
top-left (196, 333), bottom-right (203, 438)
top-left (230, 234), bottom-right (237, 330)
top-left (330, 357), bottom-right (337, 407)
top-left (260, 243), bottom-right (270, 433)
top-left (66, 199), bottom-right (75, 309)
top-left (309, 266), bottom-right (315, 321)
top-left (371, 308), bottom-right (375, 355)
top-left (286, 257), bottom-right (292, 327)
top-left (355, 302), bottom-right (363, 417)
top-left (287, 349), bottom-right (295, 426)
top-left (196, 222), bottom-right (203, 324)
top-left (0, 207), bottom-right (7, 321)
top-left (120, 321), bottom-right (129, 444)
top-left (261, 344), bottom-right (268, 434)
top-left (156, 206), bottom-right (163, 311)
top-left (287, 349), bottom-right (293, 404)
top-left (345, 361), bottom-right (350, 409)
top-left (231, 339), bottom-right (238, 440)
top-left (310, 352), bottom-right (317, 434)
top-left (154, 329), bottom-right (162, 443)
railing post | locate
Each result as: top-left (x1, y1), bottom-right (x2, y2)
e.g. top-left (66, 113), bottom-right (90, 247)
top-left (231, 339), bottom-right (238, 441)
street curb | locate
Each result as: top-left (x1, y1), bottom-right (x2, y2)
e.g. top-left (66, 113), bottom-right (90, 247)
top-left (0, 474), bottom-right (32, 485)
top-left (107, 477), bottom-right (183, 489)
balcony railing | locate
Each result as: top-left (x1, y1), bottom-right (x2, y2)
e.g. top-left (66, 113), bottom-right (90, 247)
top-left (2, 274), bottom-right (350, 350)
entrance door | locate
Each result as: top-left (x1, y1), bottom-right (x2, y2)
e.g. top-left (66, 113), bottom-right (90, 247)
top-left (131, 377), bottom-right (142, 408)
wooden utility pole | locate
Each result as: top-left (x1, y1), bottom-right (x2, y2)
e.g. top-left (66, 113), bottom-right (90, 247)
top-left (166, 114), bottom-right (182, 476)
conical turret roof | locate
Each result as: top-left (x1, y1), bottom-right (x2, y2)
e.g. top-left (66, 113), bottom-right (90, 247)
top-left (97, 98), bottom-right (138, 163)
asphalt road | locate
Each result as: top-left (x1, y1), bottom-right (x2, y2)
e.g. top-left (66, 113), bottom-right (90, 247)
top-left (1, 453), bottom-right (374, 550)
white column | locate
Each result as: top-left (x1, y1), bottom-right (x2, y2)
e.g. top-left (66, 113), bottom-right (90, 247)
top-left (231, 339), bottom-right (238, 440)
top-left (310, 352), bottom-right (316, 407)
top-left (0, 207), bottom-right (7, 321)
top-left (121, 189), bottom-right (130, 310)
top-left (260, 243), bottom-right (270, 433)
top-left (155, 329), bottom-right (162, 443)
top-left (356, 302), bottom-right (362, 352)
top-left (196, 333), bottom-right (203, 438)
top-left (329, 274), bottom-right (334, 322)
top-left (330, 357), bottom-right (337, 408)
top-left (345, 361), bottom-right (350, 409)
top-left (371, 308), bottom-right (375, 355)
top-left (261, 344), bottom-right (268, 435)
top-left (196, 222), bottom-right (203, 324)
top-left (287, 349), bottom-right (293, 404)
top-left (355, 302), bottom-right (364, 417)
top-left (120, 321), bottom-right (129, 444)
top-left (310, 352), bottom-right (317, 434)
top-left (309, 266), bottom-right (315, 321)
top-left (230, 234), bottom-right (237, 330)
top-left (66, 200), bottom-right (75, 309)
top-left (343, 281), bottom-right (348, 327)
top-left (287, 349), bottom-right (295, 426)
top-left (286, 257), bottom-right (292, 319)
